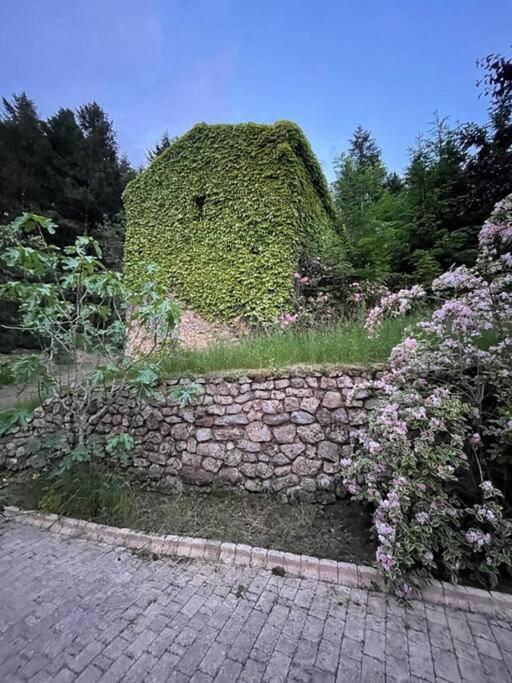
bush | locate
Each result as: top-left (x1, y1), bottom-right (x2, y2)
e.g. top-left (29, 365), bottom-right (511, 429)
top-left (341, 194), bottom-right (512, 598)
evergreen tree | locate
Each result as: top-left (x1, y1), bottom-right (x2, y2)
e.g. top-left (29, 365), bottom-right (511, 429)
top-left (0, 93), bottom-right (51, 219)
top-left (146, 130), bottom-right (175, 163)
top-left (333, 127), bottom-right (399, 279)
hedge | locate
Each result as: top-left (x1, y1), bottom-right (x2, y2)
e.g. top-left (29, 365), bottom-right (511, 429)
top-left (123, 120), bottom-right (343, 322)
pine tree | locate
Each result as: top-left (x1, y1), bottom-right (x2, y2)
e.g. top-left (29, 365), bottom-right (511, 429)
top-left (146, 130), bottom-right (175, 163)
top-left (0, 93), bottom-right (51, 218)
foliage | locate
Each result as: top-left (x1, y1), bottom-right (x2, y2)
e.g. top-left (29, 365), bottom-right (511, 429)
top-left (0, 94), bottom-right (134, 245)
top-left (332, 52), bottom-right (512, 288)
top-left (124, 121), bottom-right (344, 323)
top-left (0, 212), bottom-right (183, 472)
top-left (39, 464), bottom-right (137, 525)
top-left (0, 94), bottom-right (135, 350)
top-left (341, 196), bottom-right (512, 597)
top-left (332, 127), bottom-right (403, 281)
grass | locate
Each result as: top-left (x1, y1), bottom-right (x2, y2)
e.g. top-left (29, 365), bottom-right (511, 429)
top-left (159, 313), bottom-right (423, 376)
top-left (2, 472), bottom-right (375, 564)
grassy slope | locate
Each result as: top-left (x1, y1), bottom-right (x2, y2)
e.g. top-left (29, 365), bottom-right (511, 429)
top-left (159, 314), bottom-right (419, 376)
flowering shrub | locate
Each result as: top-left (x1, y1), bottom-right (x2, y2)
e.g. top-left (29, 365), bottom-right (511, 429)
top-left (342, 195), bottom-right (512, 596)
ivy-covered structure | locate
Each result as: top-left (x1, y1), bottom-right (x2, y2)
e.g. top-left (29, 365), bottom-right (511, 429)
top-left (123, 121), bottom-right (342, 323)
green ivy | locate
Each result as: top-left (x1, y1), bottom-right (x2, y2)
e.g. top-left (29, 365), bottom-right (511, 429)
top-left (123, 121), bottom-right (343, 322)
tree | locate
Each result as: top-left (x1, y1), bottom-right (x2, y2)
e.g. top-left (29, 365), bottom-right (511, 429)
top-left (0, 93), bottom-right (51, 219)
top-left (349, 125), bottom-right (382, 167)
top-left (0, 212), bottom-right (188, 458)
top-left (394, 116), bottom-right (469, 284)
top-left (458, 52), bottom-right (512, 230)
top-left (76, 102), bottom-right (131, 232)
top-left (146, 130), bottom-right (175, 163)
top-left (333, 127), bottom-right (399, 280)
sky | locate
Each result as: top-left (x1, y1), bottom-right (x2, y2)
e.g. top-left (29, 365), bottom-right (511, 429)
top-left (1, 0), bottom-right (510, 181)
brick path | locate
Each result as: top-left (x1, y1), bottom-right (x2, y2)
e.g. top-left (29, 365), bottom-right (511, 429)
top-left (0, 521), bottom-right (511, 682)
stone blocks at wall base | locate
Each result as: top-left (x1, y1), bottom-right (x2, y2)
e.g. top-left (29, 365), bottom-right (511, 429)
top-left (0, 365), bottom-right (381, 502)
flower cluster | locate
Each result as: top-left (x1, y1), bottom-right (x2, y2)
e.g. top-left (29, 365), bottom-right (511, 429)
top-left (342, 194), bottom-right (512, 597)
top-left (365, 285), bottom-right (426, 336)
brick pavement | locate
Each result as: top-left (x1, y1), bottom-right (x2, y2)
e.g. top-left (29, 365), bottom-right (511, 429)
top-left (0, 520), bottom-right (511, 682)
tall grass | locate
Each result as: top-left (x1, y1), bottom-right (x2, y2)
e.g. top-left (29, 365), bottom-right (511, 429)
top-left (159, 313), bottom-right (423, 376)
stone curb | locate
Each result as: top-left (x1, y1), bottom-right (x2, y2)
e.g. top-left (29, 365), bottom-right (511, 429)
top-left (3, 505), bottom-right (511, 616)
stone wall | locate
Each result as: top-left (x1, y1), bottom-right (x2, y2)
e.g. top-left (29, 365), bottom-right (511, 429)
top-left (1, 365), bottom-right (381, 503)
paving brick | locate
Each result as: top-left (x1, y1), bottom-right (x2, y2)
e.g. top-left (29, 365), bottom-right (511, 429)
top-left (1, 521), bottom-right (511, 683)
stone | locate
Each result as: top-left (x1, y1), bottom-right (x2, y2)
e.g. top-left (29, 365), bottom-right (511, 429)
top-left (272, 424), bottom-right (297, 444)
top-left (181, 465), bottom-right (214, 485)
top-left (203, 457), bottom-right (222, 473)
top-left (235, 391), bottom-right (254, 403)
top-left (332, 407), bottom-right (349, 424)
top-left (291, 457), bottom-right (321, 476)
top-left (158, 441), bottom-right (174, 457)
top-left (197, 442), bottom-right (225, 459)
top-left (291, 411), bottom-right (315, 425)
top-left (225, 449), bottom-right (243, 466)
top-left (280, 443), bottom-right (305, 459)
top-left (284, 396), bottom-right (300, 412)
top-left (218, 467), bottom-right (242, 485)
top-left (255, 463), bottom-right (273, 479)
top-left (213, 427), bottom-right (244, 441)
top-left (148, 464), bottom-right (162, 480)
top-left (316, 407), bottom-right (332, 426)
top-left (274, 465), bottom-right (291, 476)
top-left (320, 376), bottom-right (337, 389)
top-left (322, 391), bottom-right (343, 409)
top-left (237, 439), bottom-right (261, 453)
top-left (166, 458), bottom-right (182, 474)
top-left (297, 423), bottom-right (325, 444)
top-left (272, 474), bottom-right (299, 491)
top-left (226, 404), bottom-right (243, 414)
top-left (133, 457), bottom-right (149, 467)
top-left (245, 422), bottom-right (272, 442)
top-left (301, 477), bottom-right (317, 492)
top-left (182, 452), bottom-right (202, 467)
top-left (148, 451), bottom-right (168, 465)
top-left (318, 440), bottom-right (340, 462)
top-left (215, 413), bottom-right (248, 426)
top-left (262, 414), bottom-right (289, 426)
top-left (244, 478), bottom-right (263, 492)
top-left (214, 394), bottom-right (234, 405)
top-left (196, 428), bottom-right (212, 442)
top-left (300, 396), bottom-right (320, 414)
top-left (261, 400), bottom-right (283, 415)
top-left (170, 423), bottom-right (190, 440)
top-left (272, 452), bottom-right (290, 466)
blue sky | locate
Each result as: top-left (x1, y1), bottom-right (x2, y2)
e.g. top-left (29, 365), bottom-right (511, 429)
top-left (1, 0), bottom-right (510, 180)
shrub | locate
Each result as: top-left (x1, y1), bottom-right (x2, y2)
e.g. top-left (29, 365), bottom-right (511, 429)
top-left (123, 121), bottom-right (344, 323)
top-left (341, 195), bottom-right (512, 597)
